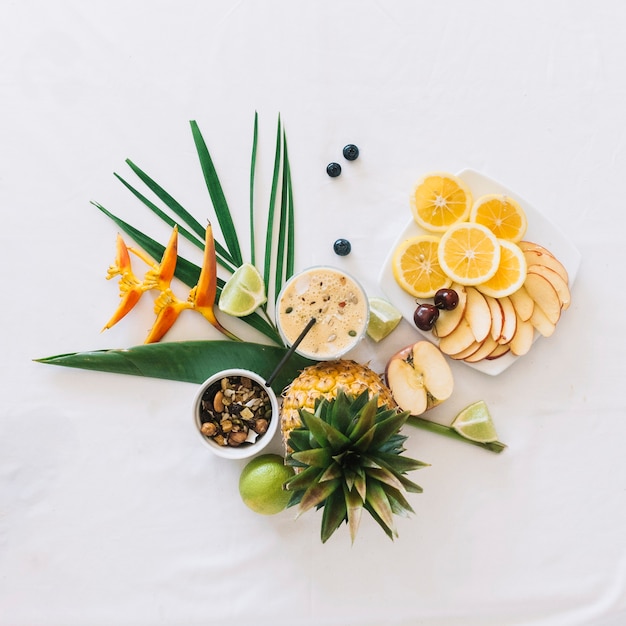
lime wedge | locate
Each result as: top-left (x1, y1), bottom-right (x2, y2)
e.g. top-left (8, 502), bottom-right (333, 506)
top-left (367, 297), bottom-right (402, 342)
top-left (219, 263), bottom-right (267, 317)
top-left (451, 400), bottom-right (498, 443)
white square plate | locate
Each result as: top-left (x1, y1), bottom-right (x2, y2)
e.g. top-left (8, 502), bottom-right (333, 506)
top-left (378, 169), bottom-right (582, 375)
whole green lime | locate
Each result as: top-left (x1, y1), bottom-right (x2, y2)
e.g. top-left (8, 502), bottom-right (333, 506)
top-left (238, 453), bottom-right (295, 515)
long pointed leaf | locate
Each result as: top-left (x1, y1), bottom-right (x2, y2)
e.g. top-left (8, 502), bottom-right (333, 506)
top-left (273, 129), bottom-right (289, 302)
top-left (365, 478), bottom-right (396, 536)
top-left (370, 452), bottom-right (430, 474)
top-left (35, 340), bottom-right (314, 394)
top-left (114, 173), bottom-right (204, 246)
top-left (114, 172), bottom-right (237, 274)
top-left (189, 120), bottom-right (243, 267)
top-left (321, 488), bottom-right (347, 543)
top-left (284, 133), bottom-right (295, 280)
top-left (381, 483), bottom-right (415, 516)
top-left (365, 467), bottom-right (405, 491)
top-left (290, 447), bottom-right (333, 468)
top-left (363, 501), bottom-right (396, 541)
top-left (249, 111), bottom-right (258, 266)
top-left (124, 159), bottom-right (207, 240)
top-left (284, 466), bottom-right (323, 492)
top-left (344, 484), bottom-right (364, 544)
top-left (299, 410), bottom-right (351, 451)
top-left (264, 116), bottom-right (282, 301)
top-left (369, 410), bottom-right (411, 448)
top-left (348, 397), bottom-right (378, 441)
top-left (298, 478), bottom-right (341, 515)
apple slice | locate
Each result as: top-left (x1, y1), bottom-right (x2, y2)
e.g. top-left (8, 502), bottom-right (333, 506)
top-left (464, 287), bottom-right (492, 343)
top-left (509, 285), bottom-right (534, 322)
top-left (518, 241), bottom-right (557, 257)
top-left (464, 335), bottom-right (498, 363)
top-left (438, 317), bottom-right (476, 356)
top-left (509, 315), bottom-right (535, 356)
top-left (385, 340), bottom-right (454, 415)
top-left (498, 296), bottom-right (517, 344)
top-left (529, 305), bottom-right (557, 337)
top-left (486, 343), bottom-right (510, 360)
top-left (527, 265), bottom-right (570, 310)
top-left (484, 295), bottom-right (504, 342)
top-left (449, 340), bottom-right (482, 361)
top-left (523, 249), bottom-right (569, 283)
top-left (433, 283), bottom-right (467, 338)
top-left (524, 272), bottom-right (561, 324)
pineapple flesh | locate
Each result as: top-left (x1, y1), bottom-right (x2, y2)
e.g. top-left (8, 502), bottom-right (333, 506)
top-left (280, 360), bottom-right (397, 451)
top-left (280, 360), bottom-right (428, 543)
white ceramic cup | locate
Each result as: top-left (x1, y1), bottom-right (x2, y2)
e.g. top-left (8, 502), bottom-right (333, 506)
top-left (275, 266), bottom-right (370, 361)
top-left (192, 369), bottom-right (279, 460)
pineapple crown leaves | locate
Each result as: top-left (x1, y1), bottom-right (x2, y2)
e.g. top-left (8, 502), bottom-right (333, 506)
top-left (284, 389), bottom-right (429, 544)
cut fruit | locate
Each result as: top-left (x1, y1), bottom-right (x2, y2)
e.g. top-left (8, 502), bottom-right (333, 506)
top-left (386, 340), bottom-right (454, 415)
top-left (470, 194), bottom-right (528, 242)
top-left (508, 285), bottom-right (534, 322)
top-left (497, 296), bottom-right (517, 344)
top-left (433, 283), bottom-right (467, 338)
top-left (438, 317), bottom-right (476, 356)
top-left (509, 315), bottom-right (535, 356)
top-left (529, 305), bottom-right (557, 337)
top-left (484, 295), bottom-right (504, 342)
top-left (520, 242), bottom-right (569, 284)
top-left (367, 297), bottom-right (402, 342)
top-left (438, 222), bottom-right (501, 286)
top-left (410, 172), bottom-right (473, 232)
top-left (218, 263), bottom-right (267, 317)
top-left (476, 239), bottom-right (527, 298)
top-left (392, 235), bottom-right (452, 298)
top-left (486, 343), bottom-right (510, 360)
top-left (464, 287), bottom-right (492, 343)
top-left (524, 272), bottom-right (561, 325)
top-left (526, 265), bottom-right (571, 310)
top-left (464, 335), bottom-right (499, 363)
top-left (451, 400), bottom-right (499, 443)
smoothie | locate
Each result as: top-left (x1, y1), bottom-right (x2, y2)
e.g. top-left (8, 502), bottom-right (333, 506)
top-left (276, 267), bottom-right (369, 360)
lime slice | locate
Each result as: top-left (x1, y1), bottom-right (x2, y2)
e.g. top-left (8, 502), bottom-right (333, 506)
top-left (219, 263), bottom-right (267, 317)
top-left (451, 400), bottom-right (498, 443)
top-left (367, 297), bottom-right (402, 342)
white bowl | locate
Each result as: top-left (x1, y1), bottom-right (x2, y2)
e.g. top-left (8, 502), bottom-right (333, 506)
top-left (192, 369), bottom-right (279, 460)
top-left (275, 265), bottom-right (370, 361)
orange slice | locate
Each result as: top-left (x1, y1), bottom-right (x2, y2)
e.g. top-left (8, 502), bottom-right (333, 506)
top-left (437, 222), bottom-right (501, 286)
top-left (470, 194), bottom-right (527, 242)
top-left (476, 239), bottom-right (527, 298)
top-left (392, 235), bottom-right (452, 298)
top-left (410, 172), bottom-right (473, 232)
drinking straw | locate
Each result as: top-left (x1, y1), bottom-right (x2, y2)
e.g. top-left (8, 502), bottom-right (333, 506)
top-left (265, 317), bottom-right (316, 387)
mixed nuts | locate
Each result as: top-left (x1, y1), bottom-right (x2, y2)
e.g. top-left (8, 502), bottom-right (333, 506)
top-left (198, 375), bottom-right (273, 447)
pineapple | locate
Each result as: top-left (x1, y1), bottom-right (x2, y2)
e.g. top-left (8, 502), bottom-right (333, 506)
top-left (280, 360), bottom-right (428, 543)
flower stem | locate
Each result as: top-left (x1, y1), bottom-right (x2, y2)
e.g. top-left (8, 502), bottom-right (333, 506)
top-left (408, 416), bottom-right (507, 453)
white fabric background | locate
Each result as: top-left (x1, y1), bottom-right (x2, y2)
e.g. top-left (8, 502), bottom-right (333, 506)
top-left (1, 1), bottom-right (625, 625)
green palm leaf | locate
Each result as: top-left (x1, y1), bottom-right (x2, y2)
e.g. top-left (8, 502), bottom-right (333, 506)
top-left (249, 112), bottom-right (259, 266)
top-left (263, 116), bottom-right (282, 300)
top-left (189, 120), bottom-right (243, 267)
top-left (123, 159), bottom-right (206, 241)
top-left (35, 340), bottom-right (314, 394)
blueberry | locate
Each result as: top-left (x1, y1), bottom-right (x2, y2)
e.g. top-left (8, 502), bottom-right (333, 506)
top-left (333, 238), bottom-right (352, 256)
top-left (326, 162), bottom-right (342, 177)
top-left (343, 144), bottom-right (360, 161)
